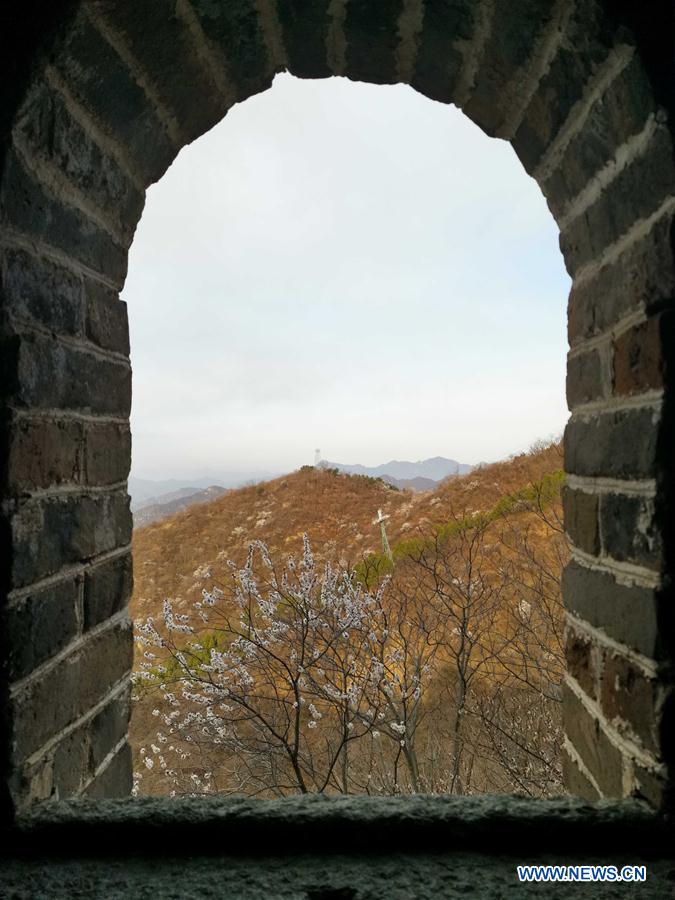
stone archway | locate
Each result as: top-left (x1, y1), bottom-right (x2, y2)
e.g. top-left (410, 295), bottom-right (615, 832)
top-left (1, 0), bottom-right (673, 816)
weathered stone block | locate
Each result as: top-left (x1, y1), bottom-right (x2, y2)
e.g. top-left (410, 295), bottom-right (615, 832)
top-left (6, 416), bottom-right (83, 493)
top-left (563, 561), bottom-right (668, 659)
top-left (343, 0), bottom-right (403, 84)
top-left (82, 741), bottom-right (132, 799)
top-left (6, 578), bottom-right (80, 682)
top-left (11, 491), bottom-right (132, 588)
top-left (83, 553), bottom-right (132, 630)
top-left (512, 0), bottom-right (616, 174)
top-left (600, 651), bottom-right (658, 754)
top-left (563, 682), bottom-right (623, 797)
top-left (560, 126), bottom-right (675, 275)
top-left (600, 492), bottom-right (660, 569)
top-left (612, 313), bottom-right (672, 397)
top-left (12, 618), bottom-right (133, 759)
top-left (84, 280), bottom-right (130, 355)
top-left (411, 0), bottom-right (472, 103)
top-left (566, 348), bottom-right (605, 408)
top-left (564, 406), bottom-right (659, 479)
top-left (83, 421), bottom-right (131, 486)
top-left (565, 626), bottom-right (597, 699)
top-left (543, 54), bottom-right (655, 219)
top-left (562, 745), bottom-right (600, 800)
top-left (190, 0), bottom-right (273, 102)
top-left (0, 150), bottom-right (128, 287)
top-left (464, 0), bottom-right (558, 136)
top-left (1, 248), bottom-right (82, 338)
top-left (567, 212), bottom-right (675, 345)
top-left (54, 10), bottom-right (175, 185)
top-left (563, 486), bottom-right (600, 556)
top-left (88, 0), bottom-right (228, 143)
top-left (277, 0), bottom-right (332, 79)
top-left (13, 81), bottom-right (144, 234)
top-left (14, 333), bottom-right (131, 417)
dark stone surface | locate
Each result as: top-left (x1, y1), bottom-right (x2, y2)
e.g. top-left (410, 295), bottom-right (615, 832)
top-left (1, 248), bottom-right (83, 339)
top-left (83, 421), bottom-right (131, 487)
top-left (564, 406), bottom-right (660, 480)
top-left (343, 0), bottom-right (404, 85)
top-left (411, 0), bottom-right (473, 104)
top-left (561, 126), bottom-right (675, 275)
top-left (12, 618), bottom-right (132, 759)
top-left (0, 150), bottom-right (128, 286)
top-left (190, 0), bottom-right (274, 103)
top-left (83, 553), bottom-right (132, 630)
top-left (84, 282), bottom-right (130, 356)
top-left (563, 561), bottom-right (668, 659)
top-left (563, 486), bottom-right (600, 556)
top-left (6, 578), bottom-right (80, 681)
top-left (53, 9), bottom-right (176, 186)
top-left (566, 348), bottom-right (605, 408)
top-left (567, 213), bottom-right (675, 346)
top-left (562, 684), bottom-right (624, 797)
top-left (565, 628), bottom-right (597, 699)
top-left (613, 314), bottom-right (672, 397)
top-left (6, 416), bottom-right (82, 493)
top-left (600, 492), bottom-right (660, 568)
top-left (14, 332), bottom-right (131, 417)
top-left (278, 0), bottom-right (333, 79)
top-left (464, 0), bottom-right (559, 136)
top-left (11, 491), bottom-right (132, 588)
top-left (600, 651), bottom-right (658, 753)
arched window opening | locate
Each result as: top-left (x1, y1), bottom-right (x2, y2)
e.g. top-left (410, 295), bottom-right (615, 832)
top-left (125, 74), bottom-right (570, 799)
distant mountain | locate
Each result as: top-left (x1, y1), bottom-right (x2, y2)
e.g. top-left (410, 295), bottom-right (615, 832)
top-left (129, 472), bottom-right (279, 510)
top-left (133, 485), bottom-right (228, 528)
top-left (380, 475), bottom-right (439, 492)
top-left (318, 456), bottom-right (472, 483)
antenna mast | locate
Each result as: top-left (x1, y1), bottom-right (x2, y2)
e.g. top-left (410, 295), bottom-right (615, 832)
top-left (373, 508), bottom-right (393, 563)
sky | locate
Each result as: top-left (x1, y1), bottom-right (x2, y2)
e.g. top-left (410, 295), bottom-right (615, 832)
top-left (123, 73), bottom-right (571, 482)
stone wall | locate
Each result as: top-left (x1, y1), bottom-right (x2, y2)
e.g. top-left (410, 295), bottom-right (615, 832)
top-left (1, 0), bottom-right (674, 817)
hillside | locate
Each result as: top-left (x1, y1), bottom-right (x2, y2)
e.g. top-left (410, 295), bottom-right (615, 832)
top-left (130, 442), bottom-right (562, 622)
top-left (133, 485), bottom-right (228, 527)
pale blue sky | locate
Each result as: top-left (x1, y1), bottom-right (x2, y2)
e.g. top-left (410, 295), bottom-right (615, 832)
top-left (124, 74), bottom-right (570, 481)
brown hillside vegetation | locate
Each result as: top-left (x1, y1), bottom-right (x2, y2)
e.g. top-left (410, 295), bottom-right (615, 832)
top-left (130, 442), bottom-right (567, 799)
top-left (130, 442), bottom-right (563, 622)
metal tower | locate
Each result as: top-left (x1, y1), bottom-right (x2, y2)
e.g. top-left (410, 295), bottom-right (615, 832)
top-left (374, 508), bottom-right (393, 562)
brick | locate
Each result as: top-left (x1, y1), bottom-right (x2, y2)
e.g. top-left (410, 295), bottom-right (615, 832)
top-left (564, 406), bottom-right (659, 480)
top-left (6, 579), bottom-right (80, 681)
top-left (464, 0), bottom-right (559, 136)
top-left (49, 682), bottom-right (131, 798)
top-left (560, 126), bottom-right (675, 275)
top-left (14, 332), bottom-right (131, 417)
top-left (565, 628), bottom-right (596, 699)
top-left (13, 80), bottom-right (144, 235)
top-left (563, 486), bottom-right (600, 556)
top-left (633, 762), bottom-right (667, 808)
top-left (190, 0), bottom-right (273, 102)
top-left (562, 745), bottom-right (600, 800)
top-left (600, 651), bottom-right (658, 754)
top-left (563, 561), bottom-right (670, 659)
top-left (0, 150), bottom-right (128, 287)
top-left (54, 10), bottom-right (175, 184)
top-left (83, 553), bottom-right (133, 630)
top-left (566, 348), bottom-right (605, 408)
top-left (343, 0), bottom-right (404, 85)
top-left (1, 248), bottom-right (82, 338)
top-left (11, 491), bottom-right (132, 588)
top-left (600, 492), bottom-right (660, 568)
top-left (83, 740), bottom-right (132, 799)
top-left (512, 0), bottom-right (615, 174)
top-left (12, 619), bottom-right (133, 759)
top-left (411, 0), bottom-right (472, 103)
top-left (89, 0), bottom-right (228, 144)
top-left (84, 421), bottom-right (131, 486)
top-left (563, 682), bottom-right (624, 797)
top-left (277, 0), bottom-right (333, 79)
top-left (567, 212), bottom-right (675, 346)
top-left (7, 416), bottom-right (83, 493)
top-left (543, 55), bottom-right (656, 219)
top-left (84, 280), bottom-right (130, 356)
top-left (613, 313), bottom-right (673, 397)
